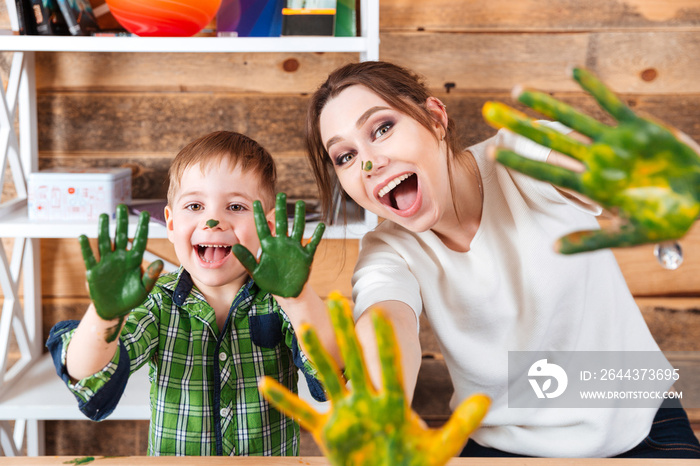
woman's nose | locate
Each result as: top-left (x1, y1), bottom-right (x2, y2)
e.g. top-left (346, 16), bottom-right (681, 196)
top-left (361, 154), bottom-right (388, 176)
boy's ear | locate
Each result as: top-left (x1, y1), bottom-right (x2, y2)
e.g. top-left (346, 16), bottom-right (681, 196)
top-left (265, 207), bottom-right (276, 235)
top-left (164, 205), bottom-right (176, 243)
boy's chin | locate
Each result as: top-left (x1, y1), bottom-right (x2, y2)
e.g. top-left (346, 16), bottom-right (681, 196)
top-left (189, 265), bottom-right (249, 290)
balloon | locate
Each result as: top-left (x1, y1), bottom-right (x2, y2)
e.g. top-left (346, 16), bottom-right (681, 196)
top-left (105, 0), bottom-right (222, 37)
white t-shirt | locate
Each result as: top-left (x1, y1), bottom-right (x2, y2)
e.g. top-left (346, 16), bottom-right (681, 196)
top-left (352, 127), bottom-right (664, 457)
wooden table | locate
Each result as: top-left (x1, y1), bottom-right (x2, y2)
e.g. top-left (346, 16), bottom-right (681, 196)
top-left (0, 458), bottom-right (697, 465)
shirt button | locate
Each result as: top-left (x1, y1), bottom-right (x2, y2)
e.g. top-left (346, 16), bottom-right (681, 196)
top-left (219, 352), bottom-right (227, 361)
top-left (220, 408), bottom-right (230, 418)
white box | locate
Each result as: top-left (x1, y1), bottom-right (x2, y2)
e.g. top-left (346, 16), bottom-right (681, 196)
top-left (28, 168), bottom-right (132, 221)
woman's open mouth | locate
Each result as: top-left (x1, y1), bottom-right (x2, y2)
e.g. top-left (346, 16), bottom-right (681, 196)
top-left (377, 172), bottom-right (419, 212)
top-left (196, 244), bottom-right (232, 264)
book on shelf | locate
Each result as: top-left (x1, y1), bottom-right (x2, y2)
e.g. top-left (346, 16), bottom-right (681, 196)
top-left (91, 31), bottom-right (133, 36)
top-left (334, 0), bottom-right (356, 37)
top-left (14, 0), bottom-right (38, 35)
top-left (88, 0), bottom-right (125, 32)
top-left (55, 0), bottom-right (99, 35)
top-left (30, 0), bottom-right (70, 35)
top-left (216, 0), bottom-right (285, 37)
top-left (282, 0), bottom-right (337, 36)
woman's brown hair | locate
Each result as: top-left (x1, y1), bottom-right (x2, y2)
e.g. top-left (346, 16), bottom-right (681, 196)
top-left (306, 60), bottom-right (465, 222)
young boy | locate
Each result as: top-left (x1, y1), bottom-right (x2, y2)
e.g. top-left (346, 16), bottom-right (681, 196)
top-left (46, 131), bottom-right (334, 456)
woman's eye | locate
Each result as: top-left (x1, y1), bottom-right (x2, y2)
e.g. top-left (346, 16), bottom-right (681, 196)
top-left (186, 203), bottom-right (202, 212)
top-left (374, 122), bottom-right (393, 139)
top-left (335, 152), bottom-right (355, 166)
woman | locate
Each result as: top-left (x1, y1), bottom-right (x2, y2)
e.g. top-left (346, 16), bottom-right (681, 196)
top-left (305, 60), bottom-right (700, 458)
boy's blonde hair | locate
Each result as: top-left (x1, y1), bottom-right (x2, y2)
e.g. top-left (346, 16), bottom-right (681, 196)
top-left (167, 131), bottom-right (277, 210)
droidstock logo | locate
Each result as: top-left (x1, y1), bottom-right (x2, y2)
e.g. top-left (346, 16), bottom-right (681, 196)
top-left (528, 359), bottom-right (568, 399)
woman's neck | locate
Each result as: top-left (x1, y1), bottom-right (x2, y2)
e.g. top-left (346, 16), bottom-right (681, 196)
top-left (431, 151), bottom-right (483, 252)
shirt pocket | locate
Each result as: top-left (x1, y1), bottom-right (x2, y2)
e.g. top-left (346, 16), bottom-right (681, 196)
top-left (249, 313), bottom-right (284, 349)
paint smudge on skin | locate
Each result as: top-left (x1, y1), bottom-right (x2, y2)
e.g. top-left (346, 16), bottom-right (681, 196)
top-left (206, 219), bottom-right (219, 228)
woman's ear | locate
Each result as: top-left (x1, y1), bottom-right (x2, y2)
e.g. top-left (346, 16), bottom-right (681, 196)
top-left (426, 96), bottom-right (449, 140)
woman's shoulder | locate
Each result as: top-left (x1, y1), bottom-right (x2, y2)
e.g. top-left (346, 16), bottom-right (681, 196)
top-left (360, 220), bottom-right (448, 262)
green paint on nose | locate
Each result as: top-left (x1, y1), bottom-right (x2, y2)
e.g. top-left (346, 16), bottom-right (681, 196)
top-left (363, 161), bottom-right (373, 172)
top-left (206, 219), bottom-right (219, 228)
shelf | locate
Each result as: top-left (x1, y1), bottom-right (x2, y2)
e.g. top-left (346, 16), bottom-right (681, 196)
top-left (0, 0), bottom-right (378, 452)
top-left (0, 204), bottom-right (374, 240)
top-left (0, 34), bottom-right (372, 54)
top-left (0, 353), bottom-right (150, 420)
top-left (0, 352), bottom-right (327, 421)
top-left (0, 205), bottom-right (168, 239)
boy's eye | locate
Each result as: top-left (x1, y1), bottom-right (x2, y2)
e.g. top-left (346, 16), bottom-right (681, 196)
top-left (228, 204), bottom-right (245, 212)
top-left (186, 203), bottom-right (202, 212)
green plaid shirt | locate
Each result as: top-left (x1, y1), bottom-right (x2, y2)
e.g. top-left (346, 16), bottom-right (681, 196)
top-left (51, 268), bottom-right (321, 456)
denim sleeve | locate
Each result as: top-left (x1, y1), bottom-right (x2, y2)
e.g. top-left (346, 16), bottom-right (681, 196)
top-left (45, 320), bottom-right (131, 421)
top-left (276, 307), bottom-right (327, 403)
top-left (290, 337), bottom-right (327, 402)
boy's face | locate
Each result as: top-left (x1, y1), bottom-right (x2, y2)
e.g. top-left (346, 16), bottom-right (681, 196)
top-left (164, 159), bottom-right (272, 294)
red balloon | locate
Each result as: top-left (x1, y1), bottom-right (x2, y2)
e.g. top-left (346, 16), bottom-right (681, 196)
top-left (105, 0), bottom-right (222, 37)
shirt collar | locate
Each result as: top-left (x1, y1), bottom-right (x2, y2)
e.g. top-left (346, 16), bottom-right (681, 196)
top-left (170, 268), bottom-right (258, 307)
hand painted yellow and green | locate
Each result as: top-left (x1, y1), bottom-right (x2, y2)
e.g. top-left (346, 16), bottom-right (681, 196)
top-left (483, 68), bottom-right (700, 254)
top-left (259, 292), bottom-right (490, 466)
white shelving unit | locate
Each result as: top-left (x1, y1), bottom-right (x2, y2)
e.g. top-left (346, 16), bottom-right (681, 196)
top-left (0, 0), bottom-right (379, 456)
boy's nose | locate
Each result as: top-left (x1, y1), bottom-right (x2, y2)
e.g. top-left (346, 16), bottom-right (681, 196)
top-left (205, 219), bottom-right (220, 229)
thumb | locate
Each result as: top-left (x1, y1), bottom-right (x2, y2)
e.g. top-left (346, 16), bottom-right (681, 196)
top-left (232, 244), bottom-right (258, 274)
top-left (431, 394), bottom-right (490, 460)
top-left (141, 260), bottom-right (164, 292)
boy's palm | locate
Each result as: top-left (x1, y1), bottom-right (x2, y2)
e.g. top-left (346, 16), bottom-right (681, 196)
top-left (483, 68), bottom-right (700, 254)
top-left (80, 204), bottom-right (163, 321)
top-left (259, 293), bottom-right (491, 465)
top-left (233, 193), bottom-right (325, 298)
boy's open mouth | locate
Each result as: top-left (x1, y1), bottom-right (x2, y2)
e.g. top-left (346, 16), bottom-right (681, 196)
top-left (196, 244), bottom-right (232, 263)
top-left (377, 173), bottom-right (418, 211)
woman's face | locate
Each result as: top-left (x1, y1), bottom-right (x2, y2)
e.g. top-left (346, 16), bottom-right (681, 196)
top-left (319, 85), bottom-right (452, 232)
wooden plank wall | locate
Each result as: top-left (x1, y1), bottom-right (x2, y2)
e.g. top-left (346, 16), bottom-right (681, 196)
top-left (0, 0), bottom-right (699, 456)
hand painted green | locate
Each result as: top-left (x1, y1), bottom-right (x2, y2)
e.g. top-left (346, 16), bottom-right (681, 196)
top-left (79, 204), bottom-right (164, 340)
top-left (259, 292), bottom-right (491, 466)
top-left (206, 219), bottom-right (219, 228)
top-left (482, 68), bottom-right (700, 254)
top-left (232, 192), bottom-right (325, 298)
